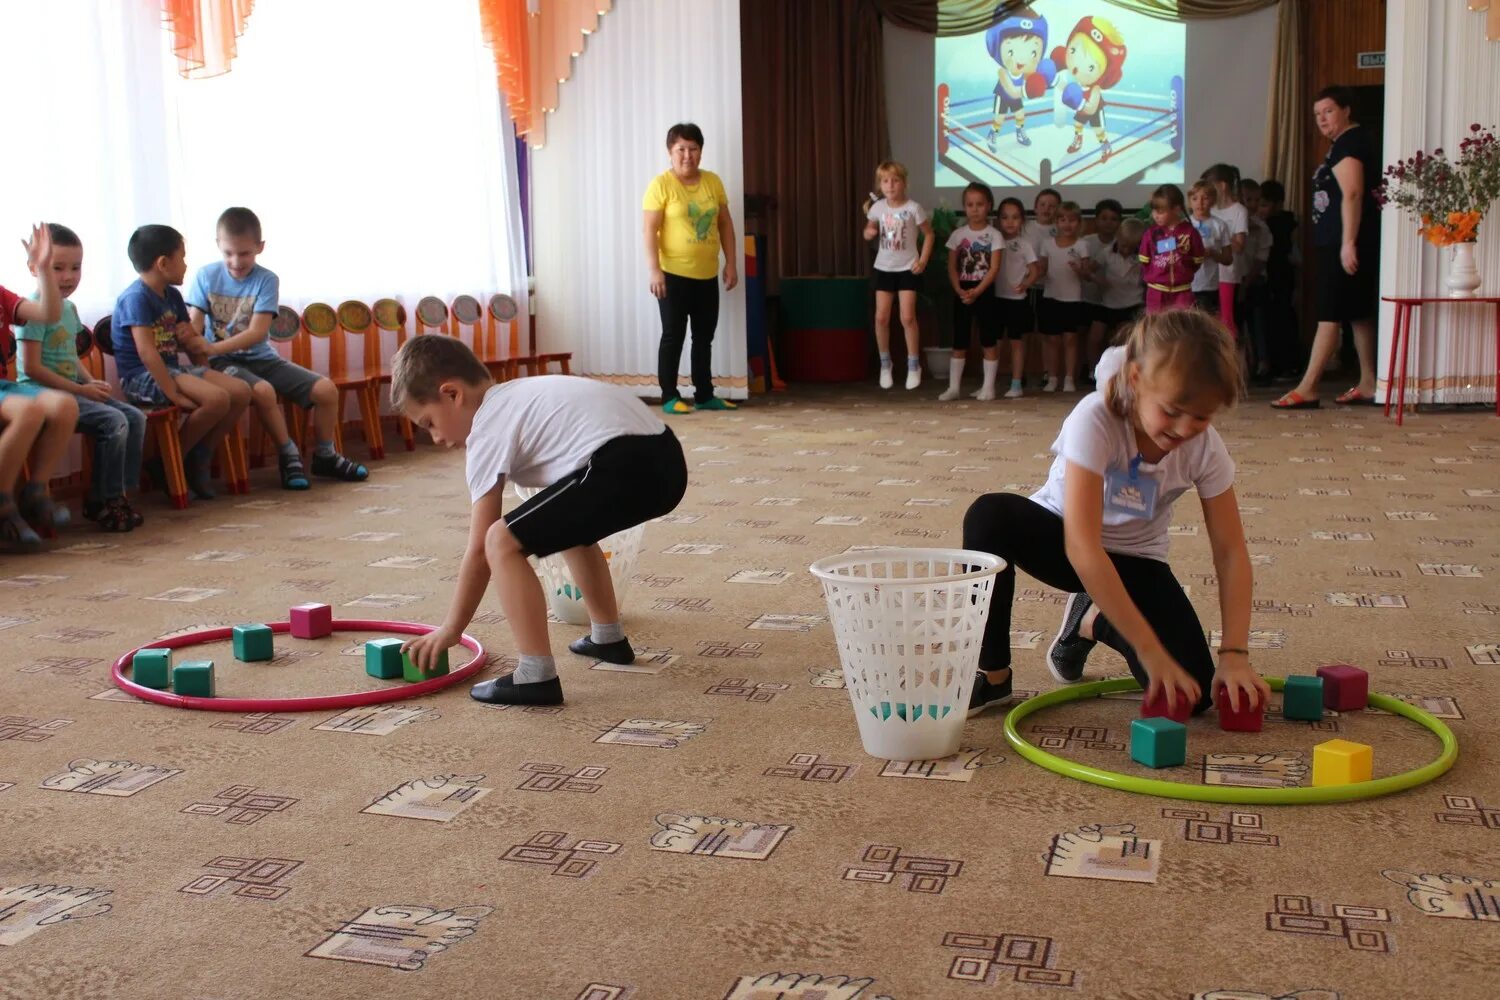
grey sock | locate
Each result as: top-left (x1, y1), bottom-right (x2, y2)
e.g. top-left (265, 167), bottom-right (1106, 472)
top-left (315, 439), bottom-right (336, 458)
top-left (513, 654), bottom-right (557, 684)
top-left (591, 621), bottom-right (625, 644)
top-left (278, 440), bottom-right (300, 459)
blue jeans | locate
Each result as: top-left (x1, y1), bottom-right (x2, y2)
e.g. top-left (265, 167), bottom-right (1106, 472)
top-left (75, 397), bottom-right (147, 501)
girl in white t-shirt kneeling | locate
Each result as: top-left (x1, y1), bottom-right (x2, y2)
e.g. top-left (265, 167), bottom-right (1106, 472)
top-left (961, 310), bottom-right (1269, 721)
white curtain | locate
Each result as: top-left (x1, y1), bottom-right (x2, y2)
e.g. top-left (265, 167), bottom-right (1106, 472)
top-left (1378, 0), bottom-right (1500, 407)
top-left (531, 0), bottom-right (748, 398)
top-left (0, 0), bottom-right (527, 342)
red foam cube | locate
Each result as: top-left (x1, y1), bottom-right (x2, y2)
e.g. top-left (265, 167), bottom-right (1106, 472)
top-left (1215, 683), bottom-right (1265, 732)
top-left (289, 603), bottom-right (332, 639)
top-left (1316, 664), bottom-right (1369, 712)
top-left (1141, 688), bottom-right (1193, 723)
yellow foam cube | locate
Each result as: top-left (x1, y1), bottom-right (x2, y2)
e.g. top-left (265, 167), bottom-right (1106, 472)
top-left (1312, 738), bottom-right (1373, 786)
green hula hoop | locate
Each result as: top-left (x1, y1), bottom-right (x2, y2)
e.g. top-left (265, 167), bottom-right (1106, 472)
top-left (1002, 676), bottom-right (1458, 805)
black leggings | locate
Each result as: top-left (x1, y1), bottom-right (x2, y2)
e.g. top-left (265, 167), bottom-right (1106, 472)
top-left (962, 493), bottom-right (1214, 712)
top-left (658, 272), bottom-right (719, 404)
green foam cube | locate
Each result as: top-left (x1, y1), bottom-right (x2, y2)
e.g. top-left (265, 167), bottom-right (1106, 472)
top-left (173, 660), bottom-right (215, 697)
top-left (1130, 717), bottom-right (1187, 769)
top-left (403, 647), bottom-right (449, 682)
top-left (133, 648), bottom-right (172, 689)
top-left (1282, 675), bottom-right (1325, 721)
top-left (232, 623), bottom-right (274, 662)
top-left (365, 638), bottom-right (406, 679)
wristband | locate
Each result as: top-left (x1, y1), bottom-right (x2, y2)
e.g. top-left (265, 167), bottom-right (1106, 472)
top-left (1216, 647), bottom-right (1249, 657)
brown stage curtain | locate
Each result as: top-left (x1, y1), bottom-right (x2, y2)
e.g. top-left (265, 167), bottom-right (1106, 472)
top-left (1262, 0), bottom-right (1303, 209)
top-left (877, 0), bottom-right (1278, 33)
top-left (741, 0), bottom-right (889, 281)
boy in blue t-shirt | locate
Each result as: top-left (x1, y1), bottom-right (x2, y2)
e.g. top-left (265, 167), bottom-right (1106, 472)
top-left (186, 207), bottom-right (367, 488)
top-left (16, 224), bottom-right (147, 531)
top-left (112, 224), bottom-right (250, 500)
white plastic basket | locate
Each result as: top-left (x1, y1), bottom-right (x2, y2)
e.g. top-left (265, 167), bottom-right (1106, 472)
top-left (809, 547), bottom-right (1005, 761)
top-left (513, 484), bottom-right (647, 626)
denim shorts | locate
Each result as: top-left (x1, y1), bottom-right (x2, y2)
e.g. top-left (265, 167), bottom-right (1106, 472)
top-left (122, 366), bottom-right (210, 406)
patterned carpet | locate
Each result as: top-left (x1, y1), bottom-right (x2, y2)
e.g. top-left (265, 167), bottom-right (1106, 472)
top-left (1, 383), bottom-right (1498, 1000)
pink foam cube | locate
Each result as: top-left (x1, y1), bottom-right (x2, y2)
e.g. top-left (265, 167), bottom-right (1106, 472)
top-left (289, 603), bottom-right (332, 639)
top-left (1316, 664), bottom-right (1369, 712)
top-left (1141, 688), bottom-right (1193, 723)
top-left (1215, 683), bottom-right (1265, 732)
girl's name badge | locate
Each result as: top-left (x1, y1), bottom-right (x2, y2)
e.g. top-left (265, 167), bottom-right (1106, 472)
top-left (1155, 237), bottom-right (1176, 254)
top-left (1104, 454), bottom-right (1158, 519)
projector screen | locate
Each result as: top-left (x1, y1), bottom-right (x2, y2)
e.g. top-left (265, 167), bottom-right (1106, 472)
top-left (935, 3), bottom-right (1186, 191)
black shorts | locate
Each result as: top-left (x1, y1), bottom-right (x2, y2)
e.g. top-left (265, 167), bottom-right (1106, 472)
top-left (995, 297), bottom-right (1031, 341)
top-left (1096, 304), bottom-right (1141, 335)
top-left (504, 427), bottom-right (687, 559)
top-left (1194, 290), bottom-right (1220, 314)
top-left (993, 90), bottom-right (1023, 115)
top-left (1316, 241), bottom-right (1379, 323)
top-left (952, 281), bottom-right (999, 349)
top-left (1039, 297), bottom-right (1086, 335)
top-left (873, 268), bottom-right (922, 294)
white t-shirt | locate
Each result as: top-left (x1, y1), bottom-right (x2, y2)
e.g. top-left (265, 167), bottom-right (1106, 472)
top-left (1024, 218), bottom-right (1057, 256)
top-left (1079, 233), bottom-right (1109, 304)
top-left (945, 224), bottom-right (1003, 284)
top-left (1040, 237), bottom-right (1088, 303)
top-left (994, 235), bottom-right (1038, 300)
top-left (868, 199), bottom-right (927, 272)
top-left (1211, 202), bottom-right (1249, 284)
top-left (1029, 347), bottom-right (1236, 561)
top-left (1099, 249), bottom-right (1144, 310)
top-left (465, 376), bottom-right (666, 500)
top-left (1189, 215), bottom-right (1231, 293)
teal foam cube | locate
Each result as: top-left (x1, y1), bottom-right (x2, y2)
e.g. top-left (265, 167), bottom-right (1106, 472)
top-left (1283, 675), bottom-right (1325, 721)
top-left (1130, 717), bottom-right (1187, 769)
top-left (133, 648), bottom-right (172, 689)
top-left (232, 623), bottom-right (274, 662)
top-left (173, 660), bottom-right (215, 697)
top-left (403, 647), bottom-right (449, 682)
top-left (365, 638), bottom-right (405, 679)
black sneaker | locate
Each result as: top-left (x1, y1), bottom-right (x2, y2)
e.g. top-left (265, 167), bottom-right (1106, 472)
top-left (967, 670), bottom-right (1013, 717)
top-left (1048, 592), bottom-right (1096, 683)
top-left (568, 635), bottom-right (635, 665)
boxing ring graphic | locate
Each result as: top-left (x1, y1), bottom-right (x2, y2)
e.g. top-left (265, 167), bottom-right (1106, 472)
top-left (937, 76), bottom-right (1184, 188)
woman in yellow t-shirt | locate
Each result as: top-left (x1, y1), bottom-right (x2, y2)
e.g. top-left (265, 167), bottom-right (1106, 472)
top-left (641, 122), bottom-right (738, 415)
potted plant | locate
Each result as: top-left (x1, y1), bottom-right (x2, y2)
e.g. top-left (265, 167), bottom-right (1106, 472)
top-left (920, 204), bottom-right (961, 377)
top-left (1376, 122), bottom-right (1500, 298)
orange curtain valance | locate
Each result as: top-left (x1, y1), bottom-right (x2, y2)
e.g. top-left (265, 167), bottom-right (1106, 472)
top-left (160, 0), bottom-right (254, 78)
top-left (479, 0), bottom-right (612, 147)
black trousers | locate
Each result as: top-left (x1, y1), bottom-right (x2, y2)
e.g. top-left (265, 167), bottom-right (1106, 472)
top-left (658, 273), bottom-right (719, 404)
top-left (962, 493), bottom-right (1215, 712)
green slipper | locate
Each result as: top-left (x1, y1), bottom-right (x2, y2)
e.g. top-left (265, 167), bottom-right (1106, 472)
top-left (662, 398), bottom-right (694, 414)
top-left (696, 398), bottom-right (737, 411)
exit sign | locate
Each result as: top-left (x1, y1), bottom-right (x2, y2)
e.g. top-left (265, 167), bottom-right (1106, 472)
top-left (1358, 51), bottom-right (1385, 69)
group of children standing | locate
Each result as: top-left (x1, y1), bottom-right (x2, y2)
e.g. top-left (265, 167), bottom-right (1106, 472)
top-left (863, 161), bottom-right (1300, 398)
top-left (0, 208), bottom-right (369, 548)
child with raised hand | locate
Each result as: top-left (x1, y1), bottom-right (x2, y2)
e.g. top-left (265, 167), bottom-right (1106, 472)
top-left (1205, 163), bottom-right (1249, 340)
top-left (941, 182), bottom-right (1003, 401)
top-left (112, 224), bottom-right (250, 501)
top-left (0, 224), bottom-right (80, 547)
top-left (962, 309), bottom-right (1267, 722)
top-left (1035, 200), bottom-right (1089, 392)
top-left (1188, 179), bottom-right (1232, 313)
top-left (393, 335), bottom-right (688, 706)
top-left (993, 197), bottom-right (1041, 399)
top-left (187, 207), bottom-right (367, 489)
top-left (16, 224), bottom-right (147, 532)
top-left (863, 162), bottom-right (933, 390)
top-left (1139, 184), bottom-right (1204, 314)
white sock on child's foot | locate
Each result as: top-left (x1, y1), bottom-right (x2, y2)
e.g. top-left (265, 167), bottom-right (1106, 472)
top-left (513, 654), bottom-right (557, 684)
top-left (939, 358), bottom-right (965, 400)
top-left (982, 358), bottom-right (999, 392)
top-left (591, 621), bottom-right (625, 644)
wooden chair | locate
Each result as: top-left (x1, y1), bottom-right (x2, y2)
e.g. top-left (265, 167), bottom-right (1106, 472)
top-left (293, 302), bottom-right (383, 460)
top-left (415, 295), bottom-right (449, 337)
top-left (249, 305), bottom-right (309, 467)
top-left (92, 316), bottom-right (191, 510)
top-left (493, 292), bottom-right (571, 375)
top-left (368, 298), bottom-right (414, 451)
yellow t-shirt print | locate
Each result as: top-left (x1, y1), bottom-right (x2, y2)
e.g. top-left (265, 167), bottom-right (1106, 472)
top-left (47, 329), bottom-right (78, 379)
top-left (686, 200), bottom-right (717, 243)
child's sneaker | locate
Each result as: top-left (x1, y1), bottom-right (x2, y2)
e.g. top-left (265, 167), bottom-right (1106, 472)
top-left (1042, 376), bottom-right (1059, 392)
top-left (662, 398), bottom-right (694, 415)
top-left (1047, 592), bottom-right (1097, 684)
top-left (279, 452), bottom-right (311, 491)
top-left (905, 368), bottom-right (921, 390)
top-left (967, 670), bottom-right (1013, 717)
top-left (1062, 376), bottom-right (1077, 392)
top-left (311, 452), bottom-right (368, 482)
top-left (1003, 384), bottom-right (1024, 399)
top-left (879, 366), bottom-right (894, 389)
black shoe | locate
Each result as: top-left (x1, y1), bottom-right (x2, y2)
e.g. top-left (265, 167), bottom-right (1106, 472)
top-left (967, 670), bottom-right (1013, 717)
top-left (278, 451), bottom-right (311, 490)
top-left (470, 674), bottom-right (564, 705)
top-left (568, 635), bottom-right (635, 665)
top-left (1048, 592), bottom-right (1096, 683)
top-left (311, 451), bottom-right (368, 482)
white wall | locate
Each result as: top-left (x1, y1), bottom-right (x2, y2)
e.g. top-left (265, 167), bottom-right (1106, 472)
top-left (532, 0), bottom-right (748, 398)
top-left (1378, 0), bottom-right (1500, 406)
top-left (884, 7), bottom-right (1278, 212)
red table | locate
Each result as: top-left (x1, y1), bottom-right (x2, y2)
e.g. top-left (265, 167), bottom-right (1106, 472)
top-left (1381, 295), bottom-right (1500, 425)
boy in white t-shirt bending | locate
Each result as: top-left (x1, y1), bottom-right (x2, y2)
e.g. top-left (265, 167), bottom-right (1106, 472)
top-left (395, 336), bottom-right (688, 706)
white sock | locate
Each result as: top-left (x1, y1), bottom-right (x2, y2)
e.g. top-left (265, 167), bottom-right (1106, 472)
top-left (982, 359), bottom-right (999, 392)
top-left (948, 358), bottom-right (965, 393)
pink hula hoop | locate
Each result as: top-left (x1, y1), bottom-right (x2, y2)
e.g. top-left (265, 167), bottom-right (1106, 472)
top-left (110, 619), bottom-right (488, 713)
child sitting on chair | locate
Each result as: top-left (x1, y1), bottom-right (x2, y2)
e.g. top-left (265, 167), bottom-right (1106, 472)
top-left (112, 224), bottom-right (250, 500)
top-left (394, 335), bottom-right (688, 706)
top-left (186, 207), bottom-right (367, 488)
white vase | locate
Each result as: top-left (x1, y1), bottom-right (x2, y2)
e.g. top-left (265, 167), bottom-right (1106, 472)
top-left (923, 346), bottom-right (952, 378)
top-left (1445, 241), bottom-right (1482, 298)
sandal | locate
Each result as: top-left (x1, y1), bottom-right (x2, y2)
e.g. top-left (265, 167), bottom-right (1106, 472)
top-left (96, 497), bottom-right (135, 533)
top-left (1335, 387), bottom-right (1378, 406)
top-left (1270, 391), bottom-right (1320, 410)
top-left (0, 493), bottom-right (42, 551)
top-left (311, 452), bottom-right (368, 482)
top-left (19, 482), bottom-right (70, 530)
top-left (279, 451), bottom-right (311, 491)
